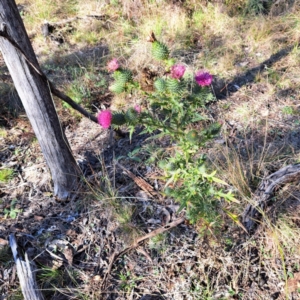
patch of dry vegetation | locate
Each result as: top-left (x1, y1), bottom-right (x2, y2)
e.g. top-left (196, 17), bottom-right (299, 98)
top-left (1, 0), bottom-right (300, 299)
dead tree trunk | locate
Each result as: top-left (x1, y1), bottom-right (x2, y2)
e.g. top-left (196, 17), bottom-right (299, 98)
top-left (0, 0), bottom-right (81, 200)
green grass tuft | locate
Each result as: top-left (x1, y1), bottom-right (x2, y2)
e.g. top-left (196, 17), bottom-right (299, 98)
top-left (0, 168), bottom-right (14, 183)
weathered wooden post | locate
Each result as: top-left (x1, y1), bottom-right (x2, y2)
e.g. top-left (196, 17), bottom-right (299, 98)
top-left (0, 0), bottom-right (81, 199)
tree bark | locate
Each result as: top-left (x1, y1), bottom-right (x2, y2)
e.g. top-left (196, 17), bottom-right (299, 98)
top-left (0, 0), bottom-right (81, 200)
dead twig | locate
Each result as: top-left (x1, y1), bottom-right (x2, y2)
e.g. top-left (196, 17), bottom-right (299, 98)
top-left (42, 15), bottom-right (110, 29)
top-left (115, 162), bottom-right (158, 196)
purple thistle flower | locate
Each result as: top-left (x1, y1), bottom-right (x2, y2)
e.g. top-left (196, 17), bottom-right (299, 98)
top-left (170, 64), bottom-right (186, 79)
top-left (195, 71), bottom-right (213, 87)
top-left (134, 104), bottom-right (141, 114)
top-left (107, 58), bottom-right (119, 72)
top-left (97, 110), bottom-right (112, 129)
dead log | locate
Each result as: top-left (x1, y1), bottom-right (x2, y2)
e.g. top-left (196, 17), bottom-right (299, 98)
top-left (41, 15), bottom-right (110, 36)
top-left (242, 163), bottom-right (300, 232)
top-left (9, 234), bottom-right (44, 300)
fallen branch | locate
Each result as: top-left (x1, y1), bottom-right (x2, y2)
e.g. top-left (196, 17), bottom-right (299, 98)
top-left (9, 234), bottom-right (44, 300)
top-left (41, 15), bottom-right (110, 36)
top-left (242, 163), bottom-right (300, 233)
top-left (48, 81), bottom-right (98, 123)
top-left (101, 217), bottom-right (185, 289)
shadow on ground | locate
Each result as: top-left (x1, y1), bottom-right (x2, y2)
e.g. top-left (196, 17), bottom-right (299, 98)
top-left (213, 45), bottom-right (294, 99)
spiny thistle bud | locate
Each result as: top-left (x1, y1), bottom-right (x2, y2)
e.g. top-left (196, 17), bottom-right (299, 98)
top-left (125, 107), bottom-right (139, 124)
top-left (154, 78), bottom-right (167, 92)
top-left (152, 41), bottom-right (169, 60)
top-left (113, 69), bottom-right (133, 84)
top-left (112, 113), bottom-right (126, 126)
top-left (186, 130), bottom-right (200, 143)
top-left (147, 32), bottom-right (169, 61)
top-left (109, 82), bottom-right (126, 94)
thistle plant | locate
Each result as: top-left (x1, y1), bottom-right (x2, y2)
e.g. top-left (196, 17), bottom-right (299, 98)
top-left (98, 33), bottom-right (238, 228)
top-left (106, 58), bottom-right (135, 94)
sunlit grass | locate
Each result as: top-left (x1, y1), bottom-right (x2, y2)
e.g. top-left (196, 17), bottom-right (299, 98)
top-left (0, 168), bottom-right (14, 183)
top-left (71, 30), bottom-right (102, 46)
top-left (0, 128), bottom-right (7, 138)
top-left (275, 215), bottom-right (300, 256)
top-left (20, 0), bottom-right (78, 32)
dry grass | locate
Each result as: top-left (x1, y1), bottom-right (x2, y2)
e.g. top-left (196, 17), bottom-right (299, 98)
top-left (2, 1), bottom-right (300, 299)
top-left (15, 0), bottom-right (300, 90)
top-left (19, 0), bottom-right (78, 31)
